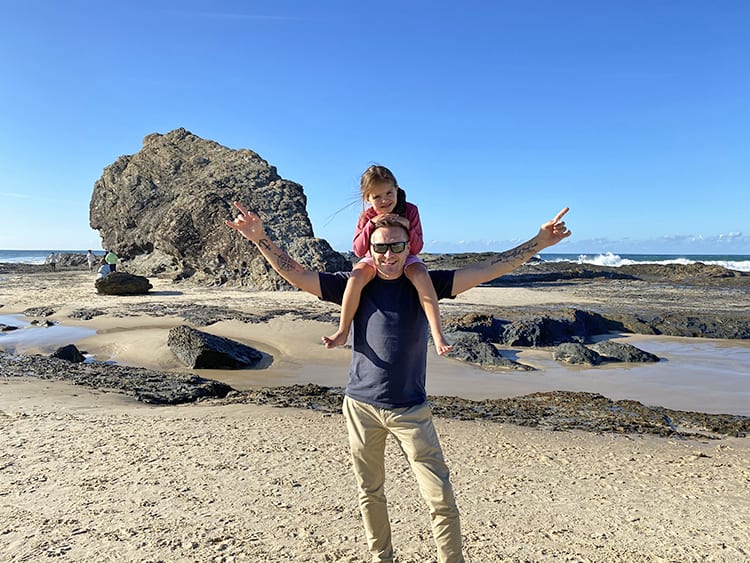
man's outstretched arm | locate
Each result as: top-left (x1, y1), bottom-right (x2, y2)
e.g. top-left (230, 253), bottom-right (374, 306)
top-left (225, 201), bottom-right (323, 297)
top-left (451, 208), bottom-right (572, 296)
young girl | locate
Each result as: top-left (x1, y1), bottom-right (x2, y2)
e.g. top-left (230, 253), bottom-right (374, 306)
top-left (322, 165), bottom-right (453, 355)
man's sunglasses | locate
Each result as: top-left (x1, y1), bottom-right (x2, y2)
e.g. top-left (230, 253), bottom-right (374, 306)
top-left (370, 241), bottom-right (408, 254)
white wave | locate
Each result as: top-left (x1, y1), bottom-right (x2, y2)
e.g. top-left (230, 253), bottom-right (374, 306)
top-left (546, 252), bottom-right (750, 272)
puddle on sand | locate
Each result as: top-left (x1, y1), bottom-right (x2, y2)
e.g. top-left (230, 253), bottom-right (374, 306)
top-left (0, 314), bottom-right (96, 354)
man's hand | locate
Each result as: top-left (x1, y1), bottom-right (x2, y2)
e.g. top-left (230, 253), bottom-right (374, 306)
top-left (224, 201), bottom-right (266, 242)
top-left (223, 200), bottom-right (323, 297)
top-left (536, 207), bottom-right (572, 249)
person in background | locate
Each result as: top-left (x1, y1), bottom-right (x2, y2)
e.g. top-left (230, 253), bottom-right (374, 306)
top-left (105, 250), bottom-right (118, 272)
top-left (45, 251), bottom-right (57, 272)
top-left (86, 250), bottom-right (97, 272)
top-left (225, 200), bottom-right (572, 563)
top-left (96, 257), bottom-right (112, 279)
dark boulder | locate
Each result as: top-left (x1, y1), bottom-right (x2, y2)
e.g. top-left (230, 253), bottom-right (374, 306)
top-left (1, 323), bottom-right (19, 332)
top-left (443, 313), bottom-right (505, 341)
top-left (95, 271), bottom-right (153, 295)
top-left (445, 331), bottom-right (535, 371)
top-left (590, 341), bottom-right (660, 363)
top-left (167, 325), bottom-right (266, 369)
top-left (553, 342), bottom-right (603, 366)
top-left (500, 310), bottom-right (615, 347)
top-left (89, 128), bottom-right (350, 289)
top-left (50, 344), bottom-right (86, 363)
top-left (605, 312), bottom-right (750, 340)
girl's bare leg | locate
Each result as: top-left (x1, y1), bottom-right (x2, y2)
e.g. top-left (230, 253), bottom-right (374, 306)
top-left (322, 262), bottom-right (376, 348)
top-left (405, 263), bottom-right (453, 355)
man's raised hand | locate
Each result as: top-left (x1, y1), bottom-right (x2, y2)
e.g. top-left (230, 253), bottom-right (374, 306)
top-left (538, 207), bottom-right (572, 248)
top-left (224, 201), bottom-right (265, 242)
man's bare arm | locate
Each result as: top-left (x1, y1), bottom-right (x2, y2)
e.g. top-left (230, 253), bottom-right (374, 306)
top-left (225, 202), bottom-right (322, 297)
top-left (451, 208), bottom-right (571, 295)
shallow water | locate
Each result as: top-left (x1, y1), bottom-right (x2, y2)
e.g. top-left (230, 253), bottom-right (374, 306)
top-left (1, 313), bottom-right (748, 416)
top-left (201, 334), bottom-right (750, 417)
top-left (0, 315), bottom-right (96, 355)
top-left (487, 336), bottom-right (750, 416)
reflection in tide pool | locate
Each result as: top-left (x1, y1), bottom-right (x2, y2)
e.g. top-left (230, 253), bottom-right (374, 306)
top-left (425, 334), bottom-right (750, 417)
top-left (0, 315), bottom-right (96, 355)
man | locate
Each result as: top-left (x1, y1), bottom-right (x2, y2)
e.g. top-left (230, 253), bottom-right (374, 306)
top-left (86, 250), bottom-right (97, 272)
top-left (225, 202), bottom-right (571, 563)
top-left (45, 251), bottom-right (57, 272)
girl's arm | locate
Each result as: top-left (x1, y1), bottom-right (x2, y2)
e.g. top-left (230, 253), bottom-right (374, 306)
top-left (352, 210), bottom-right (375, 257)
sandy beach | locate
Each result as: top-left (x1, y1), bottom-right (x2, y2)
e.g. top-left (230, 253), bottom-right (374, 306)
top-left (2, 267), bottom-right (750, 561)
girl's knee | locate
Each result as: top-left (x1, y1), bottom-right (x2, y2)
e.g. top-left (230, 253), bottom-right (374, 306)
top-left (350, 265), bottom-right (376, 286)
top-left (405, 262), bottom-right (428, 280)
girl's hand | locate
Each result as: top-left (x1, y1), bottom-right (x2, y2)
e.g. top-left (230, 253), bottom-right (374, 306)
top-left (372, 213), bottom-right (410, 229)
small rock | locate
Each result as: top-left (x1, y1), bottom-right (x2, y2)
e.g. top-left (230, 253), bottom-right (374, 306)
top-left (50, 344), bottom-right (86, 363)
top-left (553, 342), bottom-right (603, 366)
top-left (590, 340), bottom-right (660, 363)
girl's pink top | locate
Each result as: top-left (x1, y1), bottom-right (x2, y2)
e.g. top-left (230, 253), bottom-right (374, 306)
top-left (352, 202), bottom-right (424, 258)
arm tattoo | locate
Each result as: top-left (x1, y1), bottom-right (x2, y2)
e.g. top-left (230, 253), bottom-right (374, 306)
top-left (490, 241), bottom-right (539, 265)
top-left (258, 239), bottom-right (271, 251)
top-left (275, 252), bottom-right (298, 272)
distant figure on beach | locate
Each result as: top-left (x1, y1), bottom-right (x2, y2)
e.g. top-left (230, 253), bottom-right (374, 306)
top-left (45, 252), bottom-right (57, 272)
top-left (86, 250), bottom-right (97, 272)
top-left (105, 250), bottom-right (118, 272)
top-left (323, 165), bottom-right (452, 355)
top-left (225, 200), bottom-right (571, 562)
top-left (96, 257), bottom-right (112, 279)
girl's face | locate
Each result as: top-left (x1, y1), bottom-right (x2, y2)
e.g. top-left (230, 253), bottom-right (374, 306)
top-left (366, 182), bottom-right (397, 214)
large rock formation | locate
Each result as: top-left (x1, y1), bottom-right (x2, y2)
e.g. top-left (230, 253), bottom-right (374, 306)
top-left (90, 128), bottom-right (349, 289)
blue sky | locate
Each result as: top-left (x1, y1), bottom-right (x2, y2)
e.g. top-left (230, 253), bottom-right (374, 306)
top-left (1, 0), bottom-right (748, 254)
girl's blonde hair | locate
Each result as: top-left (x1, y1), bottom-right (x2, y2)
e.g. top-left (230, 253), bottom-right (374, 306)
top-left (360, 164), bottom-right (398, 199)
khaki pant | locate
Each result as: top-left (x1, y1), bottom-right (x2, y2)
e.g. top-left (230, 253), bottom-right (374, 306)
top-left (343, 396), bottom-right (464, 563)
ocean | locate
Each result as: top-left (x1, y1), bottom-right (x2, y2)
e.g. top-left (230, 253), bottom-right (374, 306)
top-left (539, 252), bottom-right (750, 272)
top-left (0, 250), bottom-right (103, 264)
top-left (3, 249), bottom-right (750, 272)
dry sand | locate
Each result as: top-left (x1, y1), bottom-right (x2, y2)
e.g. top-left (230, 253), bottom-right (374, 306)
top-left (1, 269), bottom-right (749, 561)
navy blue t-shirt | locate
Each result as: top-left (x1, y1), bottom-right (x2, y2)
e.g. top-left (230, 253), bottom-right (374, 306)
top-left (319, 270), bottom-right (455, 408)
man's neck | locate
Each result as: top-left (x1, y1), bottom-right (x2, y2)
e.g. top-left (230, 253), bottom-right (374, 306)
top-left (375, 269), bottom-right (405, 281)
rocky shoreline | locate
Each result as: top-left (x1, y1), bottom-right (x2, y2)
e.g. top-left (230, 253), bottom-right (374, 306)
top-left (3, 352), bottom-right (749, 439)
top-left (2, 257), bottom-right (749, 439)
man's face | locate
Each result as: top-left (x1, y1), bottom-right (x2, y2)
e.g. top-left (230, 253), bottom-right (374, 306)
top-left (370, 226), bottom-right (410, 280)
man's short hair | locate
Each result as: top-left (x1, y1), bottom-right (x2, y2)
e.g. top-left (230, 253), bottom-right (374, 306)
top-left (369, 218), bottom-right (410, 244)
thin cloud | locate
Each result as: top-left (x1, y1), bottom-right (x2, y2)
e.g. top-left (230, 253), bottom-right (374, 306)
top-left (165, 10), bottom-right (302, 22)
top-left (0, 192), bottom-right (31, 199)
